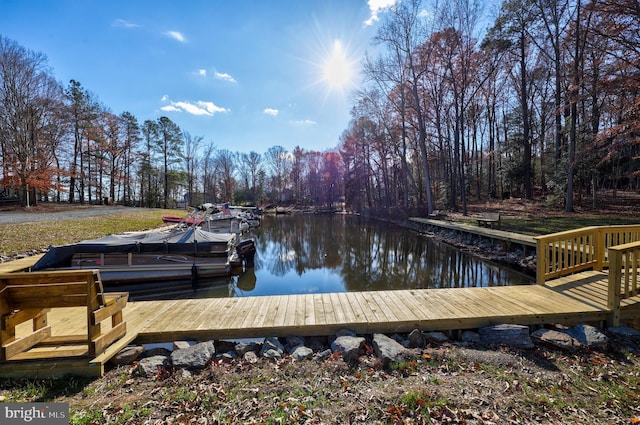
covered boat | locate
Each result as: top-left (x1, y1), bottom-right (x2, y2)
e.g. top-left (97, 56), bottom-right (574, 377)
top-left (163, 203), bottom-right (260, 233)
top-left (31, 227), bottom-right (256, 286)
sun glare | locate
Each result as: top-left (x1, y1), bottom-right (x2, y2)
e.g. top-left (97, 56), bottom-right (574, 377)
top-left (322, 40), bottom-right (355, 95)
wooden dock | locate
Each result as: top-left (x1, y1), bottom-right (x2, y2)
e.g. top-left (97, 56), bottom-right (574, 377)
top-left (1, 269), bottom-right (636, 378)
top-left (0, 254), bottom-right (44, 273)
top-left (1, 225), bottom-right (639, 378)
top-left (409, 217), bottom-right (537, 248)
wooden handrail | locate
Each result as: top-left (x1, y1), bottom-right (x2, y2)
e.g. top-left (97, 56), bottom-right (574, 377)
top-left (0, 270), bottom-right (128, 361)
top-left (535, 225), bottom-right (640, 285)
top-left (535, 226), bottom-right (600, 285)
top-left (608, 240), bottom-right (640, 326)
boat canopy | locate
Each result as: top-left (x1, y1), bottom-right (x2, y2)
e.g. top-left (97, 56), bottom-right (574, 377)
top-left (32, 228), bottom-right (237, 271)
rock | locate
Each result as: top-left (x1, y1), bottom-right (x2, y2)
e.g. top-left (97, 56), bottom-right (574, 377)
top-left (142, 347), bottom-right (172, 358)
top-left (217, 351), bottom-right (238, 361)
top-left (424, 331), bottom-right (449, 344)
top-left (566, 324), bottom-right (609, 350)
top-left (173, 341), bottom-right (193, 350)
top-left (262, 348), bottom-right (282, 360)
top-left (260, 337), bottom-right (285, 357)
top-left (235, 341), bottom-right (259, 356)
top-left (391, 333), bottom-right (406, 344)
top-left (461, 330), bottom-right (480, 343)
top-left (408, 329), bottom-right (425, 348)
top-left (291, 346), bottom-right (314, 361)
top-left (215, 340), bottom-right (237, 353)
top-left (478, 324), bottom-right (534, 349)
top-left (335, 328), bottom-right (358, 338)
top-left (243, 351), bottom-right (259, 363)
top-left (111, 346), bottom-right (144, 365)
top-left (314, 349), bottom-right (333, 362)
top-left (286, 336), bottom-right (305, 351)
top-left (331, 335), bottom-right (365, 363)
top-left (531, 329), bottom-right (582, 352)
top-left (608, 326), bottom-right (640, 343)
top-left (136, 355), bottom-right (171, 377)
top-left (170, 341), bottom-right (215, 369)
top-left (372, 333), bottom-right (409, 366)
top-left (307, 336), bottom-right (328, 352)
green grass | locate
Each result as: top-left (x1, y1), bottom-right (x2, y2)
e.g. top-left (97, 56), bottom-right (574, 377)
top-left (456, 215), bottom-right (640, 236)
top-left (69, 410), bottom-right (105, 425)
top-left (500, 216), bottom-right (640, 236)
top-left (0, 208), bottom-right (184, 256)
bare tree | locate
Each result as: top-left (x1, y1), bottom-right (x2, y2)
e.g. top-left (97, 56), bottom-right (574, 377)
top-left (215, 149), bottom-right (235, 202)
top-left (0, 36), bottom-right (63, 206)
top-left (156, 116), bottom-right (183, 208)
top-left (202, 142), bottom-right (217, 203)
top-left (183, 131), bottom-right (203, 205)
top-left (265, 145), bottom-right (291, 201)
top-left (371, 0), bottom-right (437, 213)
top-left (120, 111), bottom-right (141, 206)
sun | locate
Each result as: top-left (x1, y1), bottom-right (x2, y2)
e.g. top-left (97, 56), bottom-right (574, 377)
top-left (321, 40), bottom-right (356, 95)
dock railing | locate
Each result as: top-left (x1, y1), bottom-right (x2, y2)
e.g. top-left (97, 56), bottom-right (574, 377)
top-left (535, 225), bottom-right (640, 285)
top-left (608, 240), bottom-right (640, 326)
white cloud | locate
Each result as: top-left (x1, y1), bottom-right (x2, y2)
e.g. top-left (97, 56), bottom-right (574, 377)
top-left (198, 69), bottom-right (207, 77)
top-left (214, 72), bottom-right (237, 83)
top-left (160, 104), bottom-right (181, 113)
top-left (160, 98), bottom-right (229, 116)
top-left (195, 101), bottom-right (229, 115)
top-left (364, 0), bottom-right (396, 26)
top-left (161, 94), bottom-right (169, 102)
top-left (113, 19), bottom-right (140, 28)
top-left (165, 31), bottom-right (186, 42)
top-left (263, 108), bottom-right (279, 116)
top-left (289, 119), bottom-right (317, 126)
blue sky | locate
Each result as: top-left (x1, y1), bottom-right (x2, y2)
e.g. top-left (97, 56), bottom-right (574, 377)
top-left (1, 0), bottom-right (397, 154)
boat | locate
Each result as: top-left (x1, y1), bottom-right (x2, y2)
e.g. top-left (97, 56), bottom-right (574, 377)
top-left (163, 203), bottom-right (261, 233)
top-left (161, 215), bottom-right (205, 226)
top-left (31, 226), bottom-right (256, 287)
top-left (161, 203), bottom-right (213, 227)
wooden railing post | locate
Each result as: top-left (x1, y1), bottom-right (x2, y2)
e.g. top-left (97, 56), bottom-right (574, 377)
top-left (608, 246), bottom-right (623, 327)
top-left (596, 227), bottom-right (605, 272)
top-left (536, 236), bottom-right (546, 285)
top-left (607, 241), bottom-right (640, 327)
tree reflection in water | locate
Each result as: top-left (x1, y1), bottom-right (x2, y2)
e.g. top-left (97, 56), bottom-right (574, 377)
top-left (243, 214), bottom-right (533, 297)
top-left (136, 215), bottom-right (533, 300)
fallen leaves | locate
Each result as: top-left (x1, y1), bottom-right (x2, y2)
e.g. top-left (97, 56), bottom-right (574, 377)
top-left (3, 344), bottom-right (640, 424)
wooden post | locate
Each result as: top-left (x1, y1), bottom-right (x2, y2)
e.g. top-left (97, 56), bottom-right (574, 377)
top-left (608, 246), bottom-right (622, 327)
top-left (535, 237), bottom-right (546, 285)
top-left (595, 227), bottom-right (605, 272)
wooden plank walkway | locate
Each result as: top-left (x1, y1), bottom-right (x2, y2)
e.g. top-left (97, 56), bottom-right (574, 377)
top-left (2, 270), bottom-right (633, 378)
top-left (2, 226), bottom-right (639, 378)
top-left (0, 254), bottom-right (43, 273)
top-left (409, 217), bottom-right (537, 248)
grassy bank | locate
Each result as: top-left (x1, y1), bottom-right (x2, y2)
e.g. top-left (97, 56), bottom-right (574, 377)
top-left (0, 207), bottom-right (183, 257)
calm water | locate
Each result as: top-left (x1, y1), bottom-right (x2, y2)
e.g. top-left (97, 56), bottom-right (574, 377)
top-left (130, 214), bottom-right (533, 300)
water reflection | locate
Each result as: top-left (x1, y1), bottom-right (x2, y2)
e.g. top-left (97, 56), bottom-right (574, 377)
top-left (130, 214), bottom-right (533, 300)
top-left (248, 214), bottom-right (531, 296)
